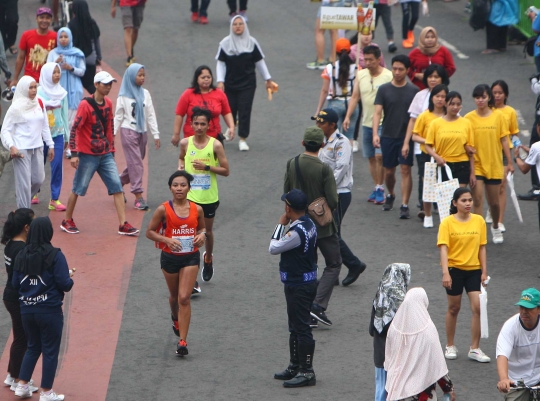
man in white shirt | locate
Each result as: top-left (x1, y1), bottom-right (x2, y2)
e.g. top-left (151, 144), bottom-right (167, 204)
top-left (496, 288), bottom-right (540, 400)
top-left (515, 143), bottom-right (540, 231)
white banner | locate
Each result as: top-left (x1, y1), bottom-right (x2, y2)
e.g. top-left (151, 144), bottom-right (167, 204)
top-left (320, 7), bottom-right (358, 30)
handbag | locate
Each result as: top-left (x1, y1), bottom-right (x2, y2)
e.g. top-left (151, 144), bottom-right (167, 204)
top-left (422, 157), bottom-right (438, 202)
top-left (294, 155), bottom-right (333, 227)
top-left (479, 285), bottom-right (489, 338)
top-left (435, 165), bottom-right (460, 220)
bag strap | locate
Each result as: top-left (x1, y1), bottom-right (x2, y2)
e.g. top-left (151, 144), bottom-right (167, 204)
top-left (294, 155), bottom-right (305, 191)
top-left (437, 164), bottom-right (454, 183)
top-left (84, 97), bottom-right (108, 137)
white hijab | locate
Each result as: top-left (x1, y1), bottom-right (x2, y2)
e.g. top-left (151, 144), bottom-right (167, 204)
top-left (217, 15), bottom-right (263, 57)
top-left (5, 76), bottom-right (40, 124)
top-left (384, 288), bottom-right (449, 401)
top-left (39, 62), bottom-right (67, 108)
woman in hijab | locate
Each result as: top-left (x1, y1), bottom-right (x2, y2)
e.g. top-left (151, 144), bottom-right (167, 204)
top-left (68, 0), bottom-right (101, 94)
top-left (12, 217), bottom-right (74, 401)
top-left (407, 27), bottom-right (456, 90)
top-left (369, 263), bottom-right (411, 401)
top-left (34, 62), bottom-right (68, 211)
top-left (385, 288), bottom-right (455, 401)
top-left (216, 15), bottom-right (273, 151)
top-left (47, 27), bottom-right (86, 128)
top-left (1, 76), bottom-right (55, 209)
top-left (114, 63), bottom-right (160, 211)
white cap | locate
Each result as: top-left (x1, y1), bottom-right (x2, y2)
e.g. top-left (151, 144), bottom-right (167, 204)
top-left (94, 71), bottom-right (117, 84)
top-left (526, 6), bottom-right (540, 15)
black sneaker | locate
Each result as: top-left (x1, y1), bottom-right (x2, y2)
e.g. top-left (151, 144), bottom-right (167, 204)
top-left (382, 194), bottom-right (395, 211)
top-left (518, 188), bottom-right (540, 201)
top-left (310, 305), bottom-right (332, 326)
top-left (399, 205), bottom-right (410, 219)
top-left (176, 339), bottom-right (188, 356)
top-left (388, 43), bottom-right (397, 53)
top-left (201, 252), bottom-right (214, 282)
top-left (417, 210), bottom-right (425, 220)
top-left (191, 281), bottom-right (201, 296)
top-left (309, 318), bottom-right (319, 329)
top-left (171, 315), bottom-right (179, 337)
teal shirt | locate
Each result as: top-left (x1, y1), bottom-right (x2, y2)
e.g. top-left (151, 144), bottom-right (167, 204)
top-left (37, 89), bottom-right (69, 141)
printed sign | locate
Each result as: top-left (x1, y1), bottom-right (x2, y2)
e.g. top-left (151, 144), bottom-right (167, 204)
top-left (320, 7), bottom-right (358, 30)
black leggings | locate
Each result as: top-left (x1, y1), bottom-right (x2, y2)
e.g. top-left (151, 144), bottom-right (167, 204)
top-left (225, 86), bottom-right (256, 139)
top-left (227, 0), bottom-right (248, 13)
top-left (401, 2), bottom-right (419, 40)
top-left (81, 63), bottom-right (96, 95)
top-left (486, 21), bottom-right (508, 51)
top-left (3, 299), bottom-right (27, 379)
top-left (374, 3), bottom-right (394, 41)
top-left (0, 0), bottom-right (18, 50)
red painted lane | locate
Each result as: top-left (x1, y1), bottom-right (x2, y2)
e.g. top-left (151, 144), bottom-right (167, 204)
top-left (0, 62), bottom-right (148, 400)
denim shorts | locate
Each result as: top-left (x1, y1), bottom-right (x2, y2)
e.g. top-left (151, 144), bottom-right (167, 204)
top-left (327, 99), bottom-right (359, 140)
top-left (362, 126), bottom-right (383, 158)
top-left (317, 0), bottom-right (346, 18)
top-left (72, 153), bottom-right (123, 196)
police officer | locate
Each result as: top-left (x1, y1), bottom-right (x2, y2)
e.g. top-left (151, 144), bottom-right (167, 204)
top-left (269, 189), bottom-right (317, 388)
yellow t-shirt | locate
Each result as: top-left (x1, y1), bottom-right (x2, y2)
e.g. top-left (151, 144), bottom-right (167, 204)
top-left (464, 109), bottom-right (509, 179)
top-left (437, 214), bottom-right (487, 271)
top-left (413, 111), bottom-right (441, 154)
top-left (357, 68), bottom-right (393, 127)
top-left (425, 117), bottom-right (473, 163)
top-left (497, 105), bottom-right (519, 149)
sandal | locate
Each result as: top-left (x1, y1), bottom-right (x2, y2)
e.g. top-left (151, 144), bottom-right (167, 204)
top-left (8, 46), bottom-right (18, 55)
top-left (481, 49), bottom-right (499, 54)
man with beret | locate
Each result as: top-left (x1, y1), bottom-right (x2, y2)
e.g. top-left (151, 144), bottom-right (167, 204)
top-left (270, 189), bottom-right (318, 388)
top-left (284, 126), bottom-right (341, 327)
top-left (314, 109), bottom-right (366, 287)
top-left (496, 288), bottom-right (540, 400)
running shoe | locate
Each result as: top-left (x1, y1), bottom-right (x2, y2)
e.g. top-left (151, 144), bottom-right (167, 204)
top-left (118, 221), bottom-right (140, 236)
top-left (15, 383), bottom-right (32, 398)
top-left (199, 16), bottom-right (208, 24)
top-left (191, 12), bottom-right (199, 22)
top-left (229, 11), bottom-right (238, 21)
top-left (49, 200), bottom-right (66, 211)
top-left (309, 317), bottom-right (318, 329)
top-left (31, 195), bottom-right (39, 204)
top-left (423, 216), bottom-right (434, 228)
top-left (4, 374), bottom-right (13, 386)
top-left (402, 39), bottom-right (413, 49)
top-left (310, 304), bottom-right (332, 326)
top-left (65, 149), bottom-right (71, 159)
top-left (399, 205), bottom-right (410, 219)
top-left (134, 197), bottom-right (149, 210)
top-left (445, 345), bottom-right (458, 360)
top-left (374, 188), bottom-right (385, 205)
top-left (60, 219), bottom-right (79, 234)
top-left (239, 140), bottom-right (249, 151)
top-left (202, 252), bottom-right (214, 282)
top-left (192, 281), bottom-right (201, 296)
top-left (499, 223), bottom-right (506, 233)
top-left (39, 390), bottom-right (65, 401)
top-left (176, 339), bottom-right (188, 356)
top-left (407, 30), bottom-right (415, 44)
top-left (485, 209), bottom-right (492, 224)
top-left (518, 188), bottom-right (540, 200)
top-left (11, 379), bottom-right (38, 393)
top-left (171, 314), bottom-right (179, 337)
top-left (306, 59), bottom-right (327, 70)
top-left (468, 348), bottom-right (491, 363)
top-left (491, 226), bottom-right (503, 244)
top-left (126, 56), bottom-right (134, 67)
top-left (367, 190), bottom-right (377, 203)
top-left (388, 42), bottom-right (397, 53)
top-left (382, 194), bottom-right (395, 211)
top-left (238, 10), bottom-right (248, 21)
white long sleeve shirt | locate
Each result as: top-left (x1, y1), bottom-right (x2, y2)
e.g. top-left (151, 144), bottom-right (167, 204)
top-left (113, 89), bottom-right (160, 139)
top-left (318, 130), bottom-right (353, 193)
top-left (1, 106), bottom-right (54, 150)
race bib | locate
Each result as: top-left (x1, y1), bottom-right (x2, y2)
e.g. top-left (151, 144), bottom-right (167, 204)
top-left (171, 236), bottom-right (194, 254)
top-left (192, 173), bottom-right (211, 190)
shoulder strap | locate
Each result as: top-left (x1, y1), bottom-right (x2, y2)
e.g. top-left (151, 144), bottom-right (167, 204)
top-left (294, 155), bottom-right (305, 191)
top-left (84, 97), bottom-right (108, 136)
top-left (38, 98), bottom-right (44, 110)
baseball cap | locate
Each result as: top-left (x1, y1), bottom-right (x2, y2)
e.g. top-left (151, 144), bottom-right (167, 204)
top-left (36, 7), bottom-right (53, 17)
top-left (311, 108), bottom-right (339, 124)
top-left (303, 126), bottom-right (324, 146)
top-left (526, 6), bottom-right (540, 15)
top-left (515, 288), bottom-right (540, 309)
top-left (94, 71), bottom-right (117, 84)
top-left (281, 189), bottom-right (308, 211)
top-left (336, 38), bottom-right (351, 54)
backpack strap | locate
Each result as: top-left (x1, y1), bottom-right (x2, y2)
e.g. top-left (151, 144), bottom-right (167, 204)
top-left (37, 98), bottom-right (44, 110)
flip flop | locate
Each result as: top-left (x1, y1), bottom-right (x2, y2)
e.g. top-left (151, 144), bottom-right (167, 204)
top-left (481, 49), bottom-right (500, 54)
top-left (8, 46), bottom-right (18, 55)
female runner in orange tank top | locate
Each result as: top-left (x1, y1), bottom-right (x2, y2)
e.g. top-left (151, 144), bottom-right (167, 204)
top-left (146, 171), bottom-right (206, 357)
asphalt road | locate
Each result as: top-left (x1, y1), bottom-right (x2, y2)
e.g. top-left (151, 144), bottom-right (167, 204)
top-left (1, 0), bottom-right (540, 400)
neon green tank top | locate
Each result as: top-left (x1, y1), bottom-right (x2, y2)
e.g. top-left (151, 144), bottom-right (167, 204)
top-left (185, 136), bottom-right (219, 204)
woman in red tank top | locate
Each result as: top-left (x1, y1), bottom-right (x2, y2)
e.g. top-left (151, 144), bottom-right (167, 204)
top-left (146, 171), bottom-right (206, 357)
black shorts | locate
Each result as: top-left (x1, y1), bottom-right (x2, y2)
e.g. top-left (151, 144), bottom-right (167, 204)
top-left (380, 137), bottom-right (414, 168)
top-left (475, 176), bottom-right (502, 185)
top-left (446, 268), bottom-right (481, 296)
top-left (416, 152), bottom-right (430, 178)
top-left (197, 201), bottom-right (220, 218)
top-left (442, 161), bottom-right (470, 185)
top-left (160, 250), bottom-right (200, 274)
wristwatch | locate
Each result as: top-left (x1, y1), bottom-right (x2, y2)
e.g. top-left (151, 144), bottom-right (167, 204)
top-left (204, 164), bottom-right (210, 171)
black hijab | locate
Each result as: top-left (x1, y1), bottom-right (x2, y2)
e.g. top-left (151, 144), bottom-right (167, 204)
top-left (68, 0), bottom-right (101, 58)
top-left (13, 217), bottom-right (60, 275)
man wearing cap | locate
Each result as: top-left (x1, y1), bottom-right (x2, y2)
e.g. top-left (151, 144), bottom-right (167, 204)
top-left (61, 71), bottom-right (140, 236)
top-left (270, 189), bottom-right (318, 388)
top-left (284, 126), bottom-right (341, 327)
top-left (11, 7), bottom-right (57, 85)
top-left (314, 109), bottom-right (366, 287)
top-left (496, 288), bottom-right (540, 400)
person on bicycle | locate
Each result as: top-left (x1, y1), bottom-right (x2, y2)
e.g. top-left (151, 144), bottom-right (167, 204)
top-left (496, 288), bottom-right (540, 400)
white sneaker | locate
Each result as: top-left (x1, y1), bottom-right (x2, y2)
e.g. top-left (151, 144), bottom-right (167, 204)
top-left (499, 223), bottom-right (506, 232)
top-left (40, 390), bottom-right (65, 401)
top-left (15, 383), bottom-right (32, 398)
top-left (423, 215), bottom-right (434, 228)
top-left (4, 373), bottom-right (14, 386)
top-left (491, 226), bottom-right (504, 244)
top-left (468, 348), bottom-right (491, 363)
top-left (445, 345), bottom-right (458, 360)
top-left (12, 379), bottom-right (38, 393)
top-left (238, 140), bottom-right (249, 151)
top-left (352, 140), bottom-right (359, 153)
top-left (485, 209), bottom-right (492, 224)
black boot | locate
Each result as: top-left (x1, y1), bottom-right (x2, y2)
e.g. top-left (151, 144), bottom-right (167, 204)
top-left (274, 336), bottom-right (299, 380)
top-left (283, 343), bottom-right (316, 387)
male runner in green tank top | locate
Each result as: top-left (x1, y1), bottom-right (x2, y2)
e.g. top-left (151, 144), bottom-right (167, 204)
top-left (179, 107), bottom-right (230, 287)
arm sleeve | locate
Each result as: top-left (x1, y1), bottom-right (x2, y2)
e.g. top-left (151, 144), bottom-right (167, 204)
top-left (0, 117), bottom-right (15, 149)
top-left (175, 91), bottom-right (190, 116)
top-left (499, 113), bottom-right (510, 138)
top-left (0, 41), bottom-right (11, 78)
top-left (374, 85), bottom-right (385, 106)
top-left (531, 78), bottom-right (540, 96)
top-left (52, 252), bottom-right (74, 292)
top-left (47, 48), bottom-right (56, 63)
top-left (466, 121), bottom-right (474, 147)
top-left (95, 37), bottom-right (102, 62)
top-left (407, 50), bottom-right (419, 80)
top-left (12, 271), bottom-right (21, 290)
top-left (72, 56), bottom-right (86, 77)
top-left (269, 227), bottom-right (302, 255)
top-left (69, 102), bottom-right (87, 155)
top-left (425, 119), bottom-right (435, 146)
top-left (323, 163), bottom-right (339, 211)
top-left (333, 141), bottom-right (351, 185)
top-left (41, 107), bottom-right (54, 147)
top-left (443, 47), bottom-right (456, 77)
top-left (145, 91), bottom-right (160, 139)
top-left (19, 31), bottom-right (28, 52)
top-left (113, 96), bottom-right (124, 135)
top-left (219, 91), bottom-right (231, 115)
top-left (413, 114), bottom-right (424, 135)
top-left (437, 219), bottom-right (449, 247)
top-left (534, 16), bottom-right (540, 33)
top-left (284, 159), bottom-right (292, 193)
top-left (496, 320), bottom-right (515, 358)
top-left (509, 109), bottom-right (519, 135)
top-left (480, 218), bottom-right (487, 245)
top-left (216, 60), bottom-right (226, 83)
top-left (255, 59), bottom-right (271, 80)
top-left (525, 144), bottom-right (540, 166)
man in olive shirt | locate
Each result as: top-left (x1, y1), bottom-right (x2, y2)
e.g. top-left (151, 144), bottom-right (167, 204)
top-left (284, 126), bottom-right (342, 326)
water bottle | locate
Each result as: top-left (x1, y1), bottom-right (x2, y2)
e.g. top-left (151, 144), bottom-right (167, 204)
top-left (442, 393), bottom-right (452, 401)
top-left (511, 135), bottom-right (521, 148)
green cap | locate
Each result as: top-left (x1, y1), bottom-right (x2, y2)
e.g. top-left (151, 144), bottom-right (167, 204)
top-left (303, 126), bottom-right (324, 146)
top-left (515, 288), bottom-right (540, 309)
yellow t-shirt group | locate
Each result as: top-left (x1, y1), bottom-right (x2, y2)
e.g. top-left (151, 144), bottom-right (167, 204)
top-left (424, 116), bottom-right (474, 163)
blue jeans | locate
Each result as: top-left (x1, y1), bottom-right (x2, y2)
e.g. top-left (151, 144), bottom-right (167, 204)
top-left (362, 126), bottom-right (383, 158)
top-left (43, 135), bottom-right (65, 201)
top-left (191, 0), bottom-right (210, 16)
top-left (375, 367), bottom-right (387, 401)
top-left (327, 99), bottom-right (359, 140)
top-left (72, 153), bottom-right (123, 196)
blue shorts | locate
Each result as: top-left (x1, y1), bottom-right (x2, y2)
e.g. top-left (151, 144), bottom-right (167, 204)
top-left (380, 137), bottom-right (414, 168)
top-left (72, 153), bottom-right (123, 196)
top-left (317, 0), bottom-right (346, 18)
top-left (362, 126), bottom-right (383, 158)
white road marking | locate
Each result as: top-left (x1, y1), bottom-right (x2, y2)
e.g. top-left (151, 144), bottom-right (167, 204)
top-left (516, 109), bottom-right (531, 138)
top-left (416, 25), bottom-right (470, 59)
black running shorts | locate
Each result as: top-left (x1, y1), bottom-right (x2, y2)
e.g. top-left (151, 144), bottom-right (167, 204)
top-left (161, 250), bottom-right (200, 274)
top-left (446, 268), bottom-right (481, 296)
top-left (198, 201), bottom-right (220, 219)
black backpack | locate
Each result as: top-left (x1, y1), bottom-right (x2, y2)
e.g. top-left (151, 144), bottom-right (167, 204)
top-left (524, 36), bottom-right (537, 58)
top-left (469, 0), bottom-right (491, 31)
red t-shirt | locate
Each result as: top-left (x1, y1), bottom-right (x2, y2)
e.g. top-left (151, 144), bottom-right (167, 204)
top-left (19, 30), bottom-right (57, 81)
top-left (407, 46), bottom-right (456, 90)
top-left (175, 88), bottom-right (232, 138)
top-left (119, 0), bottom-right (146, 6)
top-left (69, 97), bottom-right (115, 156)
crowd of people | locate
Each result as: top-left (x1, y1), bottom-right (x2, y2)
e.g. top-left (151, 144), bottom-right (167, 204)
top-left (1, 1), bottom-right (540, 400)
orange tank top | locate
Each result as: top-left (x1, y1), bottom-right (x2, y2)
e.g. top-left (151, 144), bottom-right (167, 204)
top-left (158, 200), bottom-right (199, 255)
